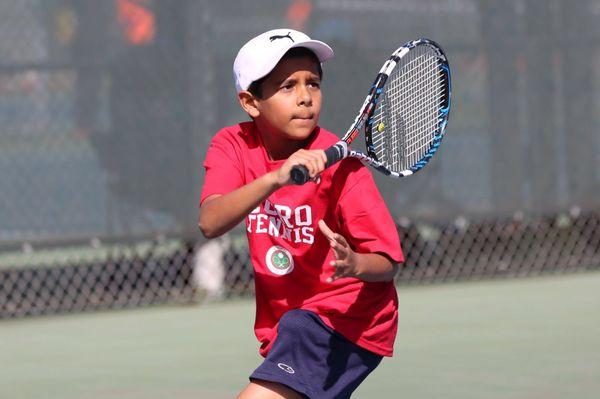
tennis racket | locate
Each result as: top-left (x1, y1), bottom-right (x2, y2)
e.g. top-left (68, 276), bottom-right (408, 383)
top-left (291, 38), bottom-right (451, 184)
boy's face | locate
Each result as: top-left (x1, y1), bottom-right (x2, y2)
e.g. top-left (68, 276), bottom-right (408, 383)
top-left (251, 54), bottom-right (322, 142)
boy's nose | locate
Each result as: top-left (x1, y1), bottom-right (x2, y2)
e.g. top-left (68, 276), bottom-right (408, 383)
top-left (297, 85), bottom-right (312, 106)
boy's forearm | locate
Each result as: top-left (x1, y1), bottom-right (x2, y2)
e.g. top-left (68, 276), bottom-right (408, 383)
top-left (355, 253), bottom-right (399, 282)
top-left (199, 171), bottom-right (280, 238)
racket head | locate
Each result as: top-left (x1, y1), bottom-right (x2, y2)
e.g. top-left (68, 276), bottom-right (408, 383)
top-left (364, 38), bottom-right (451, 177)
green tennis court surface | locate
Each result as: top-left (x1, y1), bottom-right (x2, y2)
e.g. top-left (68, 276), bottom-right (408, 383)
top-left (2, 271), bottom-right (599, 399)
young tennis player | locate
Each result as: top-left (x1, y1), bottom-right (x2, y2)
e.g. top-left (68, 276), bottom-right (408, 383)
top-left (199, 28), bottom-right (403, 399)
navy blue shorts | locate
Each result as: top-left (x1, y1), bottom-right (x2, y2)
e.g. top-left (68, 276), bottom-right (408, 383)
top-left (250, 309), bottom-right (383, 399)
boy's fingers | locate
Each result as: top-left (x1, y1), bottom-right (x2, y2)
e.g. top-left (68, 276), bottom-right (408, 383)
top-left (318, 220), bottom-right (346, 244)
top-left (316, 150), bottom-right (326, 170)
top-left (329, 234), bottom-right (348, 252)
top-left (330, 242), bottom-right (348, 260)
top-left (303, 150), bottom-right (326, 171)
top-left (326, 268), bottom-right (344, 283)
top-left (310, 156), bottom-right (324, 177)
top-left (319, 220), bottom-right (349, 260)
top-left (318, 220), bottom-right (335, 239)
top-left (329, 259), bottom-right (347, 268)
top-left (297, 150), bottom-right (326, 177)
top-left (286, 150), bottom-right (327, 183)
top-left (294, 154), bottom-right (317, 176)
top-left (327, 263), bottom-right (354, 283)
top-left (333, 233), bottom-right (348, 246)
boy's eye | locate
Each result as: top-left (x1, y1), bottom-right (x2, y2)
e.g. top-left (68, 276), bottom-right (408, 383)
top-left (278, 80), bottom-right (320, 91)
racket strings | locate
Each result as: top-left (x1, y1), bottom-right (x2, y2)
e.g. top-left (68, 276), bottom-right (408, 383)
top-left (399, 54), bottom-right (444, 166)
top-left (370, 47), bottom-right (446, 172)
top-left (402, 57), bottom-right (444, 152)
top-left (384, 53), bottom-right (441, 167)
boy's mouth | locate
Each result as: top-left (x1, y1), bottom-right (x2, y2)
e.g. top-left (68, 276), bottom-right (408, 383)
top-left (292, 114), bottom-right (314, 121)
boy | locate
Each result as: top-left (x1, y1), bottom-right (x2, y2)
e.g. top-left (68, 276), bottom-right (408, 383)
top-left (199, 29), bottom-right (403, 399)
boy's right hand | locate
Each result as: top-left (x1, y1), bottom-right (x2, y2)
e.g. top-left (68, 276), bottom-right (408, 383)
top-left (275, 149), bottom-right (327, 186)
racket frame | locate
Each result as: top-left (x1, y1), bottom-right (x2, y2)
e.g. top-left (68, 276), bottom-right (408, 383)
top-left (291, 38), bottom-right (451, 184)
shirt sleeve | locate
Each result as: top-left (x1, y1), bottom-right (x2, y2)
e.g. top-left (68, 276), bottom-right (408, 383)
top-left (335, 160), bottom-right (404, 263)
top-left (199, 130), bottom-right (245, 205)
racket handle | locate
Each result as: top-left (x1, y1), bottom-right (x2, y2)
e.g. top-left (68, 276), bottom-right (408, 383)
top-left (290, 164), bottom-right (311, 185)
top-left (290, 141), bottom-right (348, 185)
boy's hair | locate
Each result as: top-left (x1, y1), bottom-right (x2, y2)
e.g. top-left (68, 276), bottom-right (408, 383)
top-left (247, 47), bottom-right (323, 99)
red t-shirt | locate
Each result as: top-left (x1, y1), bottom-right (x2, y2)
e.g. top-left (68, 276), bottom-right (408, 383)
top-left (200, 121), bottom-right (404, 357)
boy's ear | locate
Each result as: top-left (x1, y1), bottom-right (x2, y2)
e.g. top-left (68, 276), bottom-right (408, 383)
top-left (237, 91), bottom-right (260, 118)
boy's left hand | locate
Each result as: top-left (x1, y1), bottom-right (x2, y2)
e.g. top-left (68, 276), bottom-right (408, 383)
top-left (318, 220), bottom-right (359, 283)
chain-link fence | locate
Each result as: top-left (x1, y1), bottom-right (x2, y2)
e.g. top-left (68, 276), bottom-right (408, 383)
top-left (1, 239), bottom-right (195, 318)
top-left (207, 210), bottom-right (600, 299)
top-left (3, 210), bottom-right (598, 317)
top-left (1, 0), bottom-right (599, 318)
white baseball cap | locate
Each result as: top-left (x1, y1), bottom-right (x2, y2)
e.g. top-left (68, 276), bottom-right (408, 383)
top-left (233, 28), bottom-right (334, 93)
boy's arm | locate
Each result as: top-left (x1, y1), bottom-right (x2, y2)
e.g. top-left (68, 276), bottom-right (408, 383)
top-left (318, 220), bottom-right (398, 283)
top-left (199, 171), bottom-right (279, 238)
top-left (199, 149), bottom-right (326, 238)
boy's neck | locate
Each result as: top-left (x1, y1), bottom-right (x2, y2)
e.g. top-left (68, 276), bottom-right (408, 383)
top-left (258, 128), bottom-right (316, 161)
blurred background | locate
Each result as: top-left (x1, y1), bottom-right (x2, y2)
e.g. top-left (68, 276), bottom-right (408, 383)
top-left (1, 1), bottom-right (599, 398)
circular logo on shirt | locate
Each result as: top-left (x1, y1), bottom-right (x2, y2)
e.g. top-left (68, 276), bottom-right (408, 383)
top-left (265, 245), bottom-right (294, 276)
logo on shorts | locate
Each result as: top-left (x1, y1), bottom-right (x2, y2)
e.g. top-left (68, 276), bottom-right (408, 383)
top-left (265, 245), bottom-right (294, 276)
top-left (277, 363), bottom-right (295, 374)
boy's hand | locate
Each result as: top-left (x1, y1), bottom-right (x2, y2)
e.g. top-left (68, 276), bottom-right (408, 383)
top-left (276, 149), bottom-right (327, 186)
top-left (318, 220), bottom-right (360, 283)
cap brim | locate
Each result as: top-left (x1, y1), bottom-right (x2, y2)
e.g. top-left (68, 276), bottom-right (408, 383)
top-left (290, 40), bottom-right (334, 63)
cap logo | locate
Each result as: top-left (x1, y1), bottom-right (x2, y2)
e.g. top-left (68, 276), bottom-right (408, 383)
top-left (269, 32), bottom-right (294, 43)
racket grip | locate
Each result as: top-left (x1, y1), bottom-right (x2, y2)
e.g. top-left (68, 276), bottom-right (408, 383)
top-left (290, 164), bottom-right (310, 185)
top-left (290, 141), bottom-right (348, 185)
top-left (324, 141), bottom-right (348, 168)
